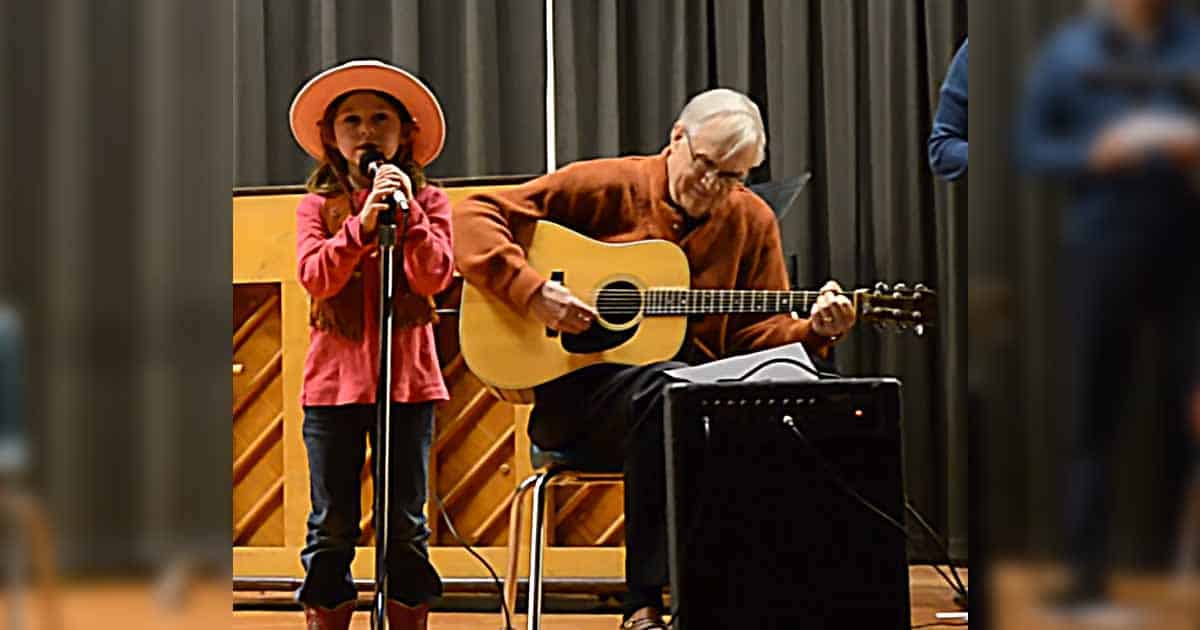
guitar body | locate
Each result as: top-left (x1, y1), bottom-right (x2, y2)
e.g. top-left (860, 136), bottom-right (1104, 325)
top-left (460, 221), bottom-right (938, 393)
top-left (460, 221), bottom-right (691, 390)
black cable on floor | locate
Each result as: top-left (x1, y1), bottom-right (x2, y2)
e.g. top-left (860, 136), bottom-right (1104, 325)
top-left (905, 502), bottom-right (968, 597)
top-left (782, 417), bottom-right (968, 603)
top-left (431, 491), bottom-right (514, 630)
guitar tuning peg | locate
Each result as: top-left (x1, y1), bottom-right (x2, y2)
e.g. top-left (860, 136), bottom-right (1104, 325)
top-left (892, 283), bottom-right (908, 294)
top-left (914, 283), bottom-right (928, 292)
top-left (914, 324), bottom-right (925, 336)
top-left (874, 282), bottom-right (890, 293)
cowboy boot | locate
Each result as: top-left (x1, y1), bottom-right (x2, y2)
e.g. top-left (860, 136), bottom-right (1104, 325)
top-left (386, 600), bottom-right (431, 630)
top-left (303, 601), bottom-right (355, 630)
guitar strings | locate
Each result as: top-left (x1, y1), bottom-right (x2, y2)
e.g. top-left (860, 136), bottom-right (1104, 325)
top-left (577, 288), bottom-right (915, 314)
top-left (586, 290), bottom-right (851, 296)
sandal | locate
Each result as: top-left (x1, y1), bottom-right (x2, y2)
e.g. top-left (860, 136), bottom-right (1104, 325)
top-left (620, 617), bottom-right (668, 630)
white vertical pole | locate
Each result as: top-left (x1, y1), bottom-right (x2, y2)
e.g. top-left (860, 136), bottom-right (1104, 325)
top-left (545, 0), bottom-right (557, 173)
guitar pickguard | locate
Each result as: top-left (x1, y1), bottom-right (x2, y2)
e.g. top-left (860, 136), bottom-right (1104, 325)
top-left (561, 321), bottom-right (639, 353)
top-left (560, 278), bottom-right (643, 353)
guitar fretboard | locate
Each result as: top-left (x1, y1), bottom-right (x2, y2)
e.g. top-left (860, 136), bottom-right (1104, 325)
top-left (621, 289), bottom-right (847, 316)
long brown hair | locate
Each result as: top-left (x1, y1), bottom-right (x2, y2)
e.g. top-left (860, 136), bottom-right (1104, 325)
top-left (304, 89), bottom-right (428, 196)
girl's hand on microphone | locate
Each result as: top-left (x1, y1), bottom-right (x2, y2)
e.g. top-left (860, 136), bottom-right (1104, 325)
top-left (360, 164), bottom-right (413, 233)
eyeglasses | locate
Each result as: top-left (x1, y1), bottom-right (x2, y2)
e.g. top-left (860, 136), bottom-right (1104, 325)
top-left (682, 129), bottom-right (748, 189)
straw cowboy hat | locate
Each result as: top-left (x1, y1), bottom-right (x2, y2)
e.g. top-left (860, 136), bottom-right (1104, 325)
top-left (289, 59), bottom-right (446, 167)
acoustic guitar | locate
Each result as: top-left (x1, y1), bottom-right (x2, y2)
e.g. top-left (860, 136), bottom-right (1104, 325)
top-left (459, 221), bottom-right (935, 391)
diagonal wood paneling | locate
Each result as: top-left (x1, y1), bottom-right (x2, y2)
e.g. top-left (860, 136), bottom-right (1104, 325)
top-left (233, 412), bottom-right (284, 485)
top-left (552, 483), bottom-right (625, 547)
top-left (431, 369), bottom-right (518, 547)
top-left (233, 283), bottom-right (285, 546)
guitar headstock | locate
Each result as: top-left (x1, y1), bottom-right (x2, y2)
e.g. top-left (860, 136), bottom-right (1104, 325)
top-left (855, 283), bottom-right (938, 336)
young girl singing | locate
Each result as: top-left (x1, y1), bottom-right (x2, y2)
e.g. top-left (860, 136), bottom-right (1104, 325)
top-left (288, 59), bottom-right (453, 630)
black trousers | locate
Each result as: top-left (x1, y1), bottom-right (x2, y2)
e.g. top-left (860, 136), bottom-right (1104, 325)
top-left (531, 360), bottom-right (687, 616)
top-left (1062, 230), bottom-right (1200, 585)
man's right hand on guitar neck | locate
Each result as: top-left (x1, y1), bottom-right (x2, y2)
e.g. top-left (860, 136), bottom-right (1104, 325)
top-left (529, 279), bottom-right (598, 334)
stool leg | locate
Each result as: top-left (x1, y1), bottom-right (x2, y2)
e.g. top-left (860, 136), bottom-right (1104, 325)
top-left (527, 471), bottom-right (554, 630)
top-left (504, 476), bottom-right (537, 627)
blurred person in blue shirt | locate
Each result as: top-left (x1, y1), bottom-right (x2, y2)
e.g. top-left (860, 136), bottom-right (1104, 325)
top-left (930, 39), bottom-right (968, 181)
top-left (1016, 0), bottom-right (1200, 607)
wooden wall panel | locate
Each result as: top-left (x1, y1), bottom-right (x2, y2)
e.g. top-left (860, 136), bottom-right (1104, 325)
top-left (552, 484), bottom-right (625, 547)
top-left (432, 371), bottom-right (518, 547)
top-left (232, 283), bottom-right (285, 546)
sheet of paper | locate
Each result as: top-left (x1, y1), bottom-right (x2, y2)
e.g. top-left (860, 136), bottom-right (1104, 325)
top-left (664, 342), bottom-right (820, 384)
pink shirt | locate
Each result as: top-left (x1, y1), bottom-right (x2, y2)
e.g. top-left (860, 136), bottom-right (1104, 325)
top-left (296, 185), bottom-right (454, 406)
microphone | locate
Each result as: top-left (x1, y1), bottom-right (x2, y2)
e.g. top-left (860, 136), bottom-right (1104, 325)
top-left (357, 149), bottom-right (410, 217)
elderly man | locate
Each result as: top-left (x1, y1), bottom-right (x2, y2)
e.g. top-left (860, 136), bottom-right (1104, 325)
top-left (454, 88), bottom-right (856, 629)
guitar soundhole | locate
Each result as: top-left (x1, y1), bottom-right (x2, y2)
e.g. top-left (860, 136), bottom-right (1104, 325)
top-left (596, 280), bottom-right (642, 325)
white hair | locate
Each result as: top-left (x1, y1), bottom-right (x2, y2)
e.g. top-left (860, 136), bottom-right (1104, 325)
top-left (676, 88), bottom-right (767, 166)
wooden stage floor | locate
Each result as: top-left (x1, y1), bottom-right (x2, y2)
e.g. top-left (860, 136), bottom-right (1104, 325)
top-left (232, 566), bottom-right (969, 629)
top-left (16, 562), bottom-right (1200, 629)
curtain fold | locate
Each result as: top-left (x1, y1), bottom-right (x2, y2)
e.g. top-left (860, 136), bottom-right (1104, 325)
top-left (234, 0), bottom-right (548, 183)
top-left (0, 0), bottom-right (233, 572)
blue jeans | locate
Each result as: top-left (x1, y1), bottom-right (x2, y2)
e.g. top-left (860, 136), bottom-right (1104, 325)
top-left (296, 402), bottom-right (442, 609)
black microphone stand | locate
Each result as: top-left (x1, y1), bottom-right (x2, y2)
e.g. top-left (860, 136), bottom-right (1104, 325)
top-left (370, 179), bottom-right (409, 630)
